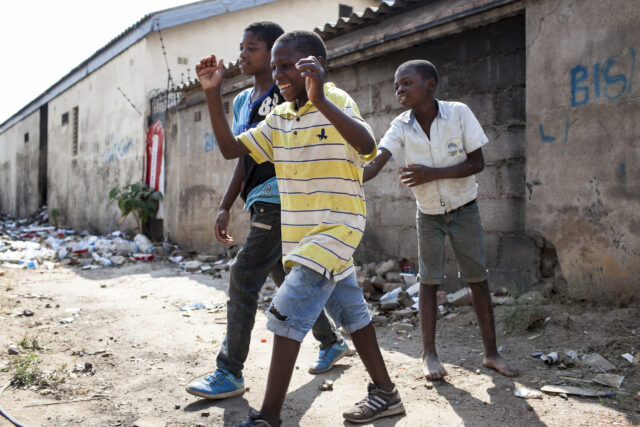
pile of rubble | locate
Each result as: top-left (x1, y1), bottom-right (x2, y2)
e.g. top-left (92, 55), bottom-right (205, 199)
top-left (0, 206), bottom-right (235, 275)
top-left (355, 259), bottom-right (516, 329)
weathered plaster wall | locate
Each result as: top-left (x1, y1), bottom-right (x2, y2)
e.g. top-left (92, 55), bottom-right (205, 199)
top-left (0, 110), bottom-right (41, 217)
top-left (525, 0), bottom-right (640, 303)
top-left (328, 16), bottom-right (531, 291)
top-left (163, 87), bottom-right (248, 253)
top-left (46, 41), bottom-right (148, 233)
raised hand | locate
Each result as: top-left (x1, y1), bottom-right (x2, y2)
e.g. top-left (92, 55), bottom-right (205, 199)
top-left (400, 164), bottom-right (441, 187)
top-left (196, 54), bottom-right (224, 91)
top-left (295, 56), bottom-right (325, 104)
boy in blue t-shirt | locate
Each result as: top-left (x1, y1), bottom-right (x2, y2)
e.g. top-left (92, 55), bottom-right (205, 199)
top-left (185, 22), bottom-right (349, 403)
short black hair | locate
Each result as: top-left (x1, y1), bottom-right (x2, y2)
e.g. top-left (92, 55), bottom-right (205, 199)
top-left (274, 30), bottom-right (327, 60)
top-left (397, 60), bottom-right (439, 85)
top-left (244, 21), bottom-right (285, 50)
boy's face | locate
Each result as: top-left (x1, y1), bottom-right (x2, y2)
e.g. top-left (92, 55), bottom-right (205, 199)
top-left (238, 31), bottom-right (270, 76)
top-left (271, 41), bottom-right (308, 104)
top-left (394, 67), bottom-right (436, 109)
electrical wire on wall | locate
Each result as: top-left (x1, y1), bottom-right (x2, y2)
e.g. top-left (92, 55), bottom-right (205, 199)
top-left (154, 16), bottom-right (174, 90)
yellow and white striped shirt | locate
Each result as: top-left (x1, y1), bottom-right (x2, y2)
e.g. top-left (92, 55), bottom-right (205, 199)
top-left (238, 83), bottom-right (376, 281)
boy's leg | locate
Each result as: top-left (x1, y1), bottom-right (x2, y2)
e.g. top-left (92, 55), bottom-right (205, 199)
top-left (448, 201), bottom-right (518, 377)
top-left (186, 203), bottom-right (282, 399)
top-left (469, 280), bottom-right (518, 376)
top-left (252, 264), bottom-right (338, 425)
top-left (419, 284), bottom-right (448, 380)
top-left (323, 272), bottom-right (405, 422)
top-left (260, 335), bottom-right (300, 425)
top-left (416, 210), bottom-right (448, 380)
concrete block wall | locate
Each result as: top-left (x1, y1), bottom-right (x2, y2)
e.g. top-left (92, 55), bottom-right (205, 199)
top-left (328, 15), bottom-right (538, 291)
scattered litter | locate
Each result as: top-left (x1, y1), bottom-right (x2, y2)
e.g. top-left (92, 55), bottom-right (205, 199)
top-left (8, 345), bottom-right (19, 355)
top-left (621, 353), bottom-right (634, 363)
top-left (179, 302), bottom-right (213, 311)
top-left (541, 352), bottom-right (559, 366)
top-left (541, 385), bottom-right (615, 398)
top-left (593, 374), bottom-right (624, 389)
top-left (260, 338), bottom-right (267, 343)
top-left (60, 317), bottom-right (75, 324)
top-left (319, 380), bottom-right (333, 391)
top-left (582, 353), bottom-right (616, 372)
top-left (514, 387), bottom-right (543, 399)
top-left (133, 253), bottom-right (154, 261)
top-left (169, 256), bottom-right (184, 263)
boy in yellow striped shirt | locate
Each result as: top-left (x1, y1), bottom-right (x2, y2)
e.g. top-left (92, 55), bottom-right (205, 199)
top-left (196, 30), bottom-right (404, 426)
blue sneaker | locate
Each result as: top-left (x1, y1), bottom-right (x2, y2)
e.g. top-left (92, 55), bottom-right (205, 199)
top-left (308, 339), bottom-right (350, 374)
top-left (185, 368), bottom-right (245, 399)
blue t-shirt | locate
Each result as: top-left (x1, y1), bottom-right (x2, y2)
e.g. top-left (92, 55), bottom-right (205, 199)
top-left (231, 86), bottom-right (282, 210)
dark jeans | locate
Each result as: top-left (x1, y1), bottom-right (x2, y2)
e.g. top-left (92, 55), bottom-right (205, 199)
top-left (216, 202), bottom-right (339, 378)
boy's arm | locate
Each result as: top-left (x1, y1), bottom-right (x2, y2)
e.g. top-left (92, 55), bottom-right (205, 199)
top-left (296, 57), bottom-right (375, 156)
top-left (400, 148), bottom-right (485, 187)
top-left (363, 148), bottom-right (392, 182)
top-left (196, 54), bottom-right (249, 159)
top-left (214, 159), bottom-right (244, 244)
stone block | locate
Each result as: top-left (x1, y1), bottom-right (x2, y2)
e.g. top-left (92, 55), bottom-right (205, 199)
top-left (384, 271), bottom-right (403, 282)
top-left (376, 259), bottom-right (401, 276)
top-left (378, 81), bottom-right (399, 113)
top-left (350, 85), bottom-right (377, 117)
top-left (377, 198), bottom-right (418, 228)
top-left (383, 282), bottom-right (402, 294)
top-left (447, 287), bottom-right (472, 306)
top-left (498, 235), bottom-right (540, 279)
top-left (478, 198), bottom-right (525, 233)
top-left (356, 56), bottom-right (399, 86)
top-left (483, 232), bottom-right (500, 269)
top-left (476, 165), bottom-right (501, 199)
top-left (483, 124), bottom-right (526, 163)
top-left (370, 274), bottom-right (386, 291)
top-left (328, 66), bottom-right (358, 92)
top-left (496, 52), bottom-right (525, 90)
top-left (496, 86), bottom-right (525, 125)
top-left (500, 161), bottom-right (526, 198)
top-left (458, 93), bottom-right (495, 127)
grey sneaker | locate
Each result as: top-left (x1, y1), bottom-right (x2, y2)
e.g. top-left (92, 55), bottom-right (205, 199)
top-left (343, 383), bottom-right (405, 423)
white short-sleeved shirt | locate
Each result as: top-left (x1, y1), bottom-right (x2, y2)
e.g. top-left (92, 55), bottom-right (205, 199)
top-left (379, 100), bottom-right (488, 214)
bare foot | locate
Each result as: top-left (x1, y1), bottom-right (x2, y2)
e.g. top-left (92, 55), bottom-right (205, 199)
top-left (422, 353), bottom-right (448, 380)
top-left (483, 354), bottom-right (518, 377)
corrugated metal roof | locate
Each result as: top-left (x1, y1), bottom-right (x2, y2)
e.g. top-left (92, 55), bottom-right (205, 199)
top-left (0, 0), bottom-right (278, 133)
top-left (315, 0), bottom-right (426, 40)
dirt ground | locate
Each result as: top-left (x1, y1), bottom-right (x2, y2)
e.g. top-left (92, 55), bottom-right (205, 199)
top-left (0, 262), bottom-right (638, 427)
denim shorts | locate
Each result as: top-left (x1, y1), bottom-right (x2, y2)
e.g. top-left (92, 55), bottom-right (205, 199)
top-left (266, 264), bottom-right (371, 342)
top-left (416, 200), bottom-right (488, 285)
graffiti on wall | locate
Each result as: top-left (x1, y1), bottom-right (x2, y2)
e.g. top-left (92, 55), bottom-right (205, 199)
top-left (571, 48), bottom-right (635, 107)
top-left (204, 132), bottom-right (218, 153)
top-left (539, 48), bottom-right (636, 149)
top-left (104, 135), bottom-right (133, 163)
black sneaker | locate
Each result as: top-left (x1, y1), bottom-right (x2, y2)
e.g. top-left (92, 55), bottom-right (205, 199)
top-left (236, 408), bottom-right (280, 427)
top-left (343, 383), bottom-right (405, 423)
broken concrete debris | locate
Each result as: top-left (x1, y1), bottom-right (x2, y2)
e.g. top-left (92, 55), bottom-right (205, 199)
top-left (354, 258), bottom-right (520, 327)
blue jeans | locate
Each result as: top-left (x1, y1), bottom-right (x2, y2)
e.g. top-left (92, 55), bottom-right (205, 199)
top-left (216, 202), bottom-right (339, 378)
top-left (416, 200), bottom-right (488, 285)
top-left (266, 265), bottom-right (371, 342)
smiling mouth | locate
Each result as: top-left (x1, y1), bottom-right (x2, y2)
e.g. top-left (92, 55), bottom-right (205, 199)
top-left (279, 83), bottom-right (292, 91)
